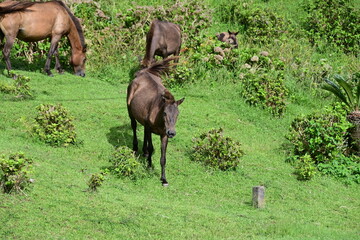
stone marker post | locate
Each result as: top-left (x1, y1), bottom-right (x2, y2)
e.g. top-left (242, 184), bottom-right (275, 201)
top-left (252, 186), bottom-right (265, 208)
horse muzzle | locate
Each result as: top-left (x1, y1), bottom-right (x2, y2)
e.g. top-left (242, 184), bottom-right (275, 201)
top-left (75, 71), bottom-right (85, 77)
top-left (166, 130), bottom-right (176, 138)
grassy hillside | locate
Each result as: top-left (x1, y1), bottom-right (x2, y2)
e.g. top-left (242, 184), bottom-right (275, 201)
top-left (1, 0), bottom-right (359, 239)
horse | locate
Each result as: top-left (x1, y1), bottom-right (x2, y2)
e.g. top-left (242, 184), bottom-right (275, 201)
top-left (141, 20), bottom-right (181, 68)
top-left (127, 57), bottom-right (184, 186)
top-left (216, 30), bottom-right (239, 48)
top-left (0, 1), bottom-right (86, 77)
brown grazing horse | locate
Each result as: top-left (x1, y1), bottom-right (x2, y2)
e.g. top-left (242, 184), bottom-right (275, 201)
top-left (142, 20), bottom-right (181, 68)
top-left (0, 1), bottom-right (86, 77)
top-left (216, 30), bottom-right (239, 48)
top-left (127, 57), bottom-right (184, 186)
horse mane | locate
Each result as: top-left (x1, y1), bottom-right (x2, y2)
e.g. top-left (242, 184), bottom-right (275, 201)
top-left (0, 2), bottom-right (36, 15)
top-left (54, 0), bottom-right (86, 50)
top-left (145, 56), bottom-right (179, 77)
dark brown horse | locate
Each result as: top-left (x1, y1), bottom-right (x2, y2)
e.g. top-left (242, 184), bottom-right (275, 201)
top-left (0, 1), bottom-right (86, 77)
top-left (127, 57), bottom-right (184, 186)
top-left (141, 20), bottom-right (181, 68)
top-left (216, 30), bottom-right (239, 48)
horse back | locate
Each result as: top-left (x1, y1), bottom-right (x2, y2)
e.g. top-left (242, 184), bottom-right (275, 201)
top-left (0, 1), bottom-right (71, 41)
top-left (127, 72), bottom-right (165, 127)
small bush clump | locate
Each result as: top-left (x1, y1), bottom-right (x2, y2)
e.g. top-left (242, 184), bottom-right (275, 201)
top-left (192, 128), bottom-right (244, 171)
top-left (0, 152), bottom-right (33, 194)
top-left (33, 104), bottom-right (77, 147)
top-left (87, 171), bottom-right (107, 192)
top-left (0, 72), bottom-right (33, 100)
top-left (109, 146), bottom-right (145, 180)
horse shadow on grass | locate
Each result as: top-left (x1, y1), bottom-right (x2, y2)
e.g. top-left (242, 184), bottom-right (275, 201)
top-left (106, 124), bottom-right (134, 148)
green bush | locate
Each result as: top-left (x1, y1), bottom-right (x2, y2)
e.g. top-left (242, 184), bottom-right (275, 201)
top-left (0, 152), bottom-right (33, 194)
top-left (192, 128), bottom-right (244, 171)
top-left (303, 0), bottom-right (360, 54)
top-left (286, 103), bottom-right (360, 183)
top-left (33, 104), bottom-right (77, 147)
top-left (109, 146), bottom-right (145, 180)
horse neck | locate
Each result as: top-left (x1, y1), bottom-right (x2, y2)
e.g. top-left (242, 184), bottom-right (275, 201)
top-left (67, 21), bottom-right (84, 54)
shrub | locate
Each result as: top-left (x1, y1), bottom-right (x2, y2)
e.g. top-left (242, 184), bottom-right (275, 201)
top-left (303, 0), bottom-right (360, 54)
top-left (109, 146), bottom-right (145, 179)
top-left (33, 104), bottom-right (77, 147)
top-left (192, 128), bottom-right (244, 171)
top-left (0, 152), bottom-right (33, 194)
top-left (286, 103), bottom-right (360, 183)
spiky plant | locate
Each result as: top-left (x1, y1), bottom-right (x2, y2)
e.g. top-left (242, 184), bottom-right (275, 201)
top-left (323, 74), bottom-right (360, 153)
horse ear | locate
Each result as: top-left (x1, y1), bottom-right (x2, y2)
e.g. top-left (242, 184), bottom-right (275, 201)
top-left (176, 98), bottom-right (185, 106)
top-left (162, 89), bottom-right (173, 102)
top-left (234, 31), bottom-right (239, 35)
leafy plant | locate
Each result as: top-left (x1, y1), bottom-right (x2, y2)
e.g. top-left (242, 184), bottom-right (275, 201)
top-left (0, 152), bottom-right (33, 194)
top-left (192, 128), bottom-right (244, 171)
top-left (87, 171), bottom-right (107, 192)
top-left (33, 104), bottom-right (77, 147)
top-left (109, 146), bottom-right (145, 179)
top-left (322, 74), bottom-right (360, 112)
top-left (295, 154), bottom-right (317, 180)
top-left (0, 72), bottom-right (33, 100)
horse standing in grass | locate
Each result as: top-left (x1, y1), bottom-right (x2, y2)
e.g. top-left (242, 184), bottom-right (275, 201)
top-left (127, 57), bottom-right (184, 186)
top-left (216, 30), bottom-right (239, 48)
top-left (0, 1), bottom-right (86, 77)
top-left (141, 20), bottom-right (181, 68)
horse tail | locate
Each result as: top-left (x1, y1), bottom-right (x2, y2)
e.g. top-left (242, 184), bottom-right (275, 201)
top-left (0, 2), bottom-right (35, 15)
top-left (147, 56), bottom-right (179, 76)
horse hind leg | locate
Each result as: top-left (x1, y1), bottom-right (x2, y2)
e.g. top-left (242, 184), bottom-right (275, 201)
top-left (130, 115), bottom-right (138, 152)
top-left (2, 35), bottom-right (16, 74)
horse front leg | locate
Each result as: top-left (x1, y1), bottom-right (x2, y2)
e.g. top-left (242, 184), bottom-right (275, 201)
top-left (160, 135), bottom-right (169, 186)
top-left (144, 126), bottom-right (154, 168)
top-left (44, 36), bottom-right (61, 76)
top-left (53, 46), bottom-right (63, 74)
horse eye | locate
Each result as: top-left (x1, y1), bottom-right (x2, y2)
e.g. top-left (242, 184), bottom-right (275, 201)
top-left (163, 112), bottom-right (167, 116)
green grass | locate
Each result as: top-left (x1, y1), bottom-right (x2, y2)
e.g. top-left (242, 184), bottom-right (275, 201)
top-left (0, 69), bottom-right (359, 239)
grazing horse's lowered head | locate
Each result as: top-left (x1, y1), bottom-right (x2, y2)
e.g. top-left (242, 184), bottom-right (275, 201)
top-left (127, 57), bottom-right (184, 186)
top-left (141, 19), bottom-right (182, 68)
top-left (216, 30), bottom-right (239, 48)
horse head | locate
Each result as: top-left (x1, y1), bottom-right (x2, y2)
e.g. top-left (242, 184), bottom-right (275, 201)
top-left (71, 44), bottom-right (87, 77)
top-left (162, 89), bottom-right (184, 138)
top-left (217, 30), bottom-right (239, 48)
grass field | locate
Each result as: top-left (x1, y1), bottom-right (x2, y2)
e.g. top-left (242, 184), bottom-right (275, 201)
top-left (1, 0), bottom-right (360, 239)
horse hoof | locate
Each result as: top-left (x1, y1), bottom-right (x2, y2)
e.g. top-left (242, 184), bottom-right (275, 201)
top-left (162, 182), bottom-right (169, 187)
